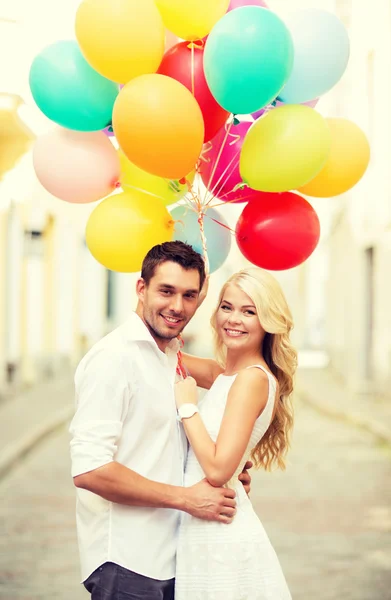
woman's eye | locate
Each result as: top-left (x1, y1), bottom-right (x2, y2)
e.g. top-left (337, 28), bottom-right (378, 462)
top-left (245, 310), bottom-right (256, 315)
top-left (221, 305), bottom-right (231, 311)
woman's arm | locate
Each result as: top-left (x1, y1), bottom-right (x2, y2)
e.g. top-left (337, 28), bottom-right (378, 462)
top-left (175, 369), bottom-right (270, 487)
top-left (181, 353), bottom-right (223, 389)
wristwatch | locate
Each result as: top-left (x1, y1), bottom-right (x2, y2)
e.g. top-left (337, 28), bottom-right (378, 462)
top-left (177, 403), bottom-right (199, 422)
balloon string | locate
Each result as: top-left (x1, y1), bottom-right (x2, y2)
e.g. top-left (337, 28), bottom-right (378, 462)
top-left (205, 149), bottom-right (241, 206)
top-left (199, 142), bottom-right (213, 164)
top-left (209, 217), bottom-right (236, 236)
top-left (191, 43), bottom-right (195, 96)
top-left (204, 118), bottom-right (234, 204)
top-left (227, 132), bottom-right (241, 146)
top-left (182, 175), bottom-right (210, 275)
top-left (198, 211), bottom-right (210, 275)
top-left (209, 192), bottom-right (255, 208)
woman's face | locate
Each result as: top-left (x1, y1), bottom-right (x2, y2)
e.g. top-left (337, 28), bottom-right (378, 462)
top-left (215, 283), bottom-right (264, 353)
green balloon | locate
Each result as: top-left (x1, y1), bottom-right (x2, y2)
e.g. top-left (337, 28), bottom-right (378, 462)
top-left (29, 40), bottom-right (119, 131)
top-left (204, 7), bottom-right (294, 115)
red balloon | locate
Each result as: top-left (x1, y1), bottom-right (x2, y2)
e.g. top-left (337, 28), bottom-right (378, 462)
top-left (158, 42), bottom-right (229, 143)
top-left (236, 192), bottom-right (320, 270)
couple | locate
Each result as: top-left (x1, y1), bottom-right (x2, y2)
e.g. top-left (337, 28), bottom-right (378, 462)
top-left (70, 240), bottom-right (297, 599)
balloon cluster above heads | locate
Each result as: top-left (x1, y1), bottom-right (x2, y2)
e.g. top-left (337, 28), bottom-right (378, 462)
top-left (29, 0), bottom-right (370, 274)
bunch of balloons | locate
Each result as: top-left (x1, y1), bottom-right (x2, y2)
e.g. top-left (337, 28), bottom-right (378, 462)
top-left (29, 0), bottom-right (370, 273)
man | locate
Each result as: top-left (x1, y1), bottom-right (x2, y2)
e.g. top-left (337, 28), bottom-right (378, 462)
top-left (70, 241), bottom-right (251, 599)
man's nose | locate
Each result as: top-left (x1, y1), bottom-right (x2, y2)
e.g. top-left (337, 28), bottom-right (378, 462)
top-left (170, 295), bottom-right (184, 314)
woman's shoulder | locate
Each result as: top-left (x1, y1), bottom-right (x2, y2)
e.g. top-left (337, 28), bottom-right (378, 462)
top-left (232, 366), bottom-right (270, 392)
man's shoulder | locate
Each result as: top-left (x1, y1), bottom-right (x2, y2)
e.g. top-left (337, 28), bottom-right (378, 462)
top-left (75, 322), bottom-right (138, 379)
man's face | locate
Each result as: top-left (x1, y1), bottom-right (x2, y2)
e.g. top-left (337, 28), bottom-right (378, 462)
top-left (137, 262), bottom-right (201, 343)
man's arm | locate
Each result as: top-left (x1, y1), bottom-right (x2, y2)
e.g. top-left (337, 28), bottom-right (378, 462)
top-left (74, 462), bottom-right (236, 523)
top-left (71, 349), bottom-right (236, 523)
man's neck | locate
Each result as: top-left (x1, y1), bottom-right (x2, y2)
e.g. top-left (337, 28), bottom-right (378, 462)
top-left (135, 304), bottom-right (173, 353)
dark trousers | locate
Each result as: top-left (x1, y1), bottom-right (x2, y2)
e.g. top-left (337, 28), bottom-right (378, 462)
top-left (84, 562), bottom-right (175, 600)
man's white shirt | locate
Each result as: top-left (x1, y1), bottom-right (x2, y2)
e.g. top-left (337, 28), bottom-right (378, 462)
top-left (70, 312), bottom-right (187, 582)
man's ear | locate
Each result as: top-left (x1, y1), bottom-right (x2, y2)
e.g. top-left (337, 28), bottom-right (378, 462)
top-left (136, 278), bottom-right (146, 301)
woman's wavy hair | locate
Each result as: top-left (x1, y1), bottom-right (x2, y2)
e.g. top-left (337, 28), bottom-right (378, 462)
top-left (211, 267), bottom-right (297, 471)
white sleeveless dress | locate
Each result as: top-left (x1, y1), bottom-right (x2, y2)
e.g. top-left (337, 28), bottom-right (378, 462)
top-left (175, 366), bottom-right (292, 600)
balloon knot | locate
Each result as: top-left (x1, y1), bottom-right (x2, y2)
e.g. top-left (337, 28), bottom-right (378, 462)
top-left (233, 116), bottom-right (240, 126)
top-left (108, 125), bottom-right (113, 133)
top-left (179, 177), bottom-right (187, 185)
top-left (115, 181), bottom-right (121, 189)
top-left (187, 40), bottom-right (204, 50)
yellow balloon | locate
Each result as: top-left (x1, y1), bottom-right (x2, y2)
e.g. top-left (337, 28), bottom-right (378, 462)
top-left (86, 191), bottom-right (174, 272)
top-left (298, 119), bottom-right (370, 198)
top-left (118, 150), bottom-right (195, 207)
top-left (240, 105), bottom-right (331, 193)
top-left (75, 0), bottom-right (165, 83)
top-left (155, 0), bottom-right (230, 41)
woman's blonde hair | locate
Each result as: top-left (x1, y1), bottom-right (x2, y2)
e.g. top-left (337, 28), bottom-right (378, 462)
top-left (211, 267), bottom-right (297, 471)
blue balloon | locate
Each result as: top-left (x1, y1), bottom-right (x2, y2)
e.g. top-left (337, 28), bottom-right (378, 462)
top-left (278, 9), bottom-right (350, 104)
top-left (29, 41), bottom-right (119, 131)
top-left (204, 7), bottom-right (294, 115)
top-left (170, 207), bottom-right (231, 274)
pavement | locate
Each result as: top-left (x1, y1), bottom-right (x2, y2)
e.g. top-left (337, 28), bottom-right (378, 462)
top-left (0, 373), bottom-right (75, 479)
top-left (296, 367), bottom-right (391, 447)
top-left (0, 362), bottom-right (390, 481)
top-left (1, 380), bottom-right (391, 599)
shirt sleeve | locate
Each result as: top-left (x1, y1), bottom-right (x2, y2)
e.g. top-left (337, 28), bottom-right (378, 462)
top-left (69, 348), bottom-right (131, 478)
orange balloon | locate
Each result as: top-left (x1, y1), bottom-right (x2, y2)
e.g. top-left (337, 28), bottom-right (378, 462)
top-left (298, 118), bottom-right (370, 198)
top-left (113, 74), bottom-right (204, 179)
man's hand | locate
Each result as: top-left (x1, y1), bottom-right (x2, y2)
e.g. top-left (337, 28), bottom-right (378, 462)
top-left (238, 460), bottom-right (253, 496)
top-left (183, 479), bottom-right (236, 524)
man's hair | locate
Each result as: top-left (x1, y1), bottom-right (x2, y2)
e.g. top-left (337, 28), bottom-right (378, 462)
top-left (141, 241), bottom-right (206, 290)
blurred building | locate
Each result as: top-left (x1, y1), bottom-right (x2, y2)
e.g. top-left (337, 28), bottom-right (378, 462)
top-left (298, 0), bottom-right (391, 400)
top-left (0, 0), bottom-right (387, 402)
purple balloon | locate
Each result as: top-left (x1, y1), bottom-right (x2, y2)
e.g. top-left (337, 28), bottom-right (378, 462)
top-left (252, 97), bottom-right (319, 120)
top-left (103, 125), bottom-right (114, 137)
top-left (228, 0), bottom-right (268, 9)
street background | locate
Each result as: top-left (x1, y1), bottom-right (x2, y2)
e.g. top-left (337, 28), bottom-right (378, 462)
top-left (1, 0), bottom-right (391, 598)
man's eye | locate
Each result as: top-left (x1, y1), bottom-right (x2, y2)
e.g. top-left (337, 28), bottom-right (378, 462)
top-left (161, 290), bottom-right (171, 295)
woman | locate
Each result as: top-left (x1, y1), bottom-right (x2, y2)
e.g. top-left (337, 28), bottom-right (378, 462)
top-left (174, 267), bottom-right (297, 600)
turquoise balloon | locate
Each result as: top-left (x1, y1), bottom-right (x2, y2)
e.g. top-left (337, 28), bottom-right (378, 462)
top-left (204, 7), bottom-right (294, 115)
top-left (278, 10), bottom-right (350, 104)
top-left (170, 207), bottom-right (231, 274)
top-left (29, 41), bottom-right (119, 131)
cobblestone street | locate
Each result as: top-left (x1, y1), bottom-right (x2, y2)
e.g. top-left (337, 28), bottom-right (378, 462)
top-left (1, 398), bottom-right (390, 600)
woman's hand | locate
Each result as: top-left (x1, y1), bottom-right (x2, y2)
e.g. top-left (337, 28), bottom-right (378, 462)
top-left (175, 376), bottom-right (198, 409)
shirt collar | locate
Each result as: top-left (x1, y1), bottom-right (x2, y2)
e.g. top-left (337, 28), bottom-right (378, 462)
top-left (125, 312), bottom-right (180, 355)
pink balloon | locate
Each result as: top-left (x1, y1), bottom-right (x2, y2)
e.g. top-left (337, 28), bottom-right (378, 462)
top-left (252, 97), bottom-right (319, 120)
top-left (228, 0), bottom-right (268, 10)
top-left (33, 129), bottom-right (120, 204)
top-left (200, 121), bottom-right (260, 204)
